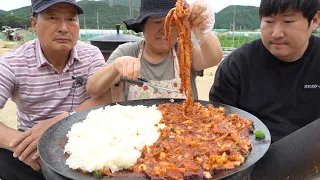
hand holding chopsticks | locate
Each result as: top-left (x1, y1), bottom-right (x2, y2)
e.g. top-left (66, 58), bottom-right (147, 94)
top-left (114, 56), bottom-right (141, 80)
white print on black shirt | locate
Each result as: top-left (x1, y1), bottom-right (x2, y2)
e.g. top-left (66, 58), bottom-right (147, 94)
top-left (304, 84), bottom-right (320, 89)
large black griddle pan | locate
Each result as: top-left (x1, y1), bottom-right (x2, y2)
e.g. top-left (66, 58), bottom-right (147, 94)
top-left (38, 99), bottom-right (271, 180)
top-left (251, 118), bottom-right (320, 180)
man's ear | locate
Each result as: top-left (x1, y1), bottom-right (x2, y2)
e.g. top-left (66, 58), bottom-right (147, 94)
top-left (30, 16), bottom-right (37, 34)
top-left (311, 11), bottom-right (320, 31)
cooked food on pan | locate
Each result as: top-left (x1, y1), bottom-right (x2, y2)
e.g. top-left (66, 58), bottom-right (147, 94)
top-left (64, 103), bottom-right (253, 179)
top-left (132, 103), bottom-right (253, 179)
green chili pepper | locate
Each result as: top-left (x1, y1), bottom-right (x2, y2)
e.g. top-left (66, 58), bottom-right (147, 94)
top-left (92, 171), bottom-right (103, 178)
top-left (254, 130), bottom-right (265, 139)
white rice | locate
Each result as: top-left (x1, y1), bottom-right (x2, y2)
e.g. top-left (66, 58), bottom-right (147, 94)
top-left (64, 104), bottom-right (164, 173)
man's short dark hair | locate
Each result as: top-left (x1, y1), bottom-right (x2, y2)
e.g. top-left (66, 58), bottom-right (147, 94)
top-left (259, 0), bottom-right (320, 24)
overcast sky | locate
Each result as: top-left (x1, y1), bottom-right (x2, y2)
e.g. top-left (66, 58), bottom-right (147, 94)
top-left (1, 0), bottom-right (260, 12)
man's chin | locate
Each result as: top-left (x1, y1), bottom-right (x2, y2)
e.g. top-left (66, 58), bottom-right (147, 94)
top-left (270, 51), bottom-right (296, 62)
top-left (54, 44), bottom-right (74, 52)
top-left (268, 46), bottom-right (287, 56)
top-left (270, 50), bottom-right (285, 57)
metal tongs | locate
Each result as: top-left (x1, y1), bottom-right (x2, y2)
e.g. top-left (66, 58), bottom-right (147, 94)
top-left (120, 76), bottom-right (181, 93)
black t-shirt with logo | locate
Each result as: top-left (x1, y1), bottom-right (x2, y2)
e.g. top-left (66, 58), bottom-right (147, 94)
top-left (209, 35), bottom-right (320, 142)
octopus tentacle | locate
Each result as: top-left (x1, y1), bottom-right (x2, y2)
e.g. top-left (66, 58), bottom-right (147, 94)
top-left (163, 0), bottom-right (194, 114)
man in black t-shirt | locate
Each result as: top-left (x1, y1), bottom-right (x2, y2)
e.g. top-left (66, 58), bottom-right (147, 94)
top-left (210, 0), bottom-right (320, 142)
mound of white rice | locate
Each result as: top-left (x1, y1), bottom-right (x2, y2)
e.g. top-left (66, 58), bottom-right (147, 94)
top-left (64, 104), bottom-right (164, 173)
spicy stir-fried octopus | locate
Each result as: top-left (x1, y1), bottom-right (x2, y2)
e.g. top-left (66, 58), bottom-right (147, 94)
top-left (163, 0), bottom-right (193, 112)
top-left (131, 103), bottom-right (253, 179)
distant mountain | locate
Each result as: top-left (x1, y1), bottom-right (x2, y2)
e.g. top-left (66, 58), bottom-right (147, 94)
top-left (3, 6), bottom-right (33, 19)
top-left (0, 1), bottom-right (139, 29)
top-left (77, 1), bottom-right (139, 29)
top-left (0, 2), bottom-right (261, 30)
top-left (215, 5), bottom-right (260, 30)
top-left (0, 13), bottom-right (30, 30)
top-left (114, 0), bottom-right (140, 9)
top-left (78, 0), bottom-right (141, 8)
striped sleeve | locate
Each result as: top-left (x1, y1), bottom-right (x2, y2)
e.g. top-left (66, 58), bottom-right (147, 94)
top-left (87, 47), bottom-right (106, 80)
top-left (0, 58), bottom-right (16, 109)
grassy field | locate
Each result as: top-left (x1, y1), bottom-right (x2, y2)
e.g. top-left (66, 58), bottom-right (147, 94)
top-left (218, 36), bottom-right (258, 48)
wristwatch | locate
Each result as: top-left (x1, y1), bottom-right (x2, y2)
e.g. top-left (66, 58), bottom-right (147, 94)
top-left (69, 111), bottom-right (76, 116)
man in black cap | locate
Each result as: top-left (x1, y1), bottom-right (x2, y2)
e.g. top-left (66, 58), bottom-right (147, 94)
top-left (0, 0), bottom-right (109, 179)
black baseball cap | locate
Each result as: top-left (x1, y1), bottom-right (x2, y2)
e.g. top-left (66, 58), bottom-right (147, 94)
top-left (31, 0), bottom-right (84, 14)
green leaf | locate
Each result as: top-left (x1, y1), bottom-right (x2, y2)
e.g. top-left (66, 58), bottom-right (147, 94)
top-left (254, 130), bottom-right (265, 139)
top-left (92, 171), bottom-right (103, 179)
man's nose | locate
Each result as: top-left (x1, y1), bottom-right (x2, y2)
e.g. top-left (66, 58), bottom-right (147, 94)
top-left (271, 23), bottom-right (285, 39)
top-left (58, 19), bottom-right (68, 33)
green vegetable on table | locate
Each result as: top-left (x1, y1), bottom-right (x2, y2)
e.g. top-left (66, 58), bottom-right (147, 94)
top-left (254, 130), bottom-right (265, 139)
top-left (92, 171), bottom-right (103, 178)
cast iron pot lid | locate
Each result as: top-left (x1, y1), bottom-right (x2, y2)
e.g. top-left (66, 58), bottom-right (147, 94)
top-left (89, 24), bottom-right (143, 43)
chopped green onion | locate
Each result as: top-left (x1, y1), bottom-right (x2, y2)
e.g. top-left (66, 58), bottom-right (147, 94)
top-left (92, 171), bottom-right (103, 178)
top-left (254, 130), bottom-right (265, 139)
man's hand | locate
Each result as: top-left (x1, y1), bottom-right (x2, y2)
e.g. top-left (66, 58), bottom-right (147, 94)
top-left (9, 114), bottom-right (67, 162)
top-left (0, 122), bottom-right (41, 170)
top-left (9, 119), bottom-right (54, 161)
top-left (22, 150), bottom-right (41, 171)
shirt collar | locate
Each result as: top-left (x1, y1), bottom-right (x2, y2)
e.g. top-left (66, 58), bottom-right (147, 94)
top-left (35, 39), bottom-right (80, 69)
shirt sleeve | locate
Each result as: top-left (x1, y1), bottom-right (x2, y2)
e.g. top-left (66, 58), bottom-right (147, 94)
top-left (0, 58), bottom-right (15, 109)
top-left (87, 47), bottom-right (107, 80)
top-left (209, 53), bottom-right (241, 107)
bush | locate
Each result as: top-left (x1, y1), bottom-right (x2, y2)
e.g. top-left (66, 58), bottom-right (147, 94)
top-left (217, 35), bottom-right (259, 48)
